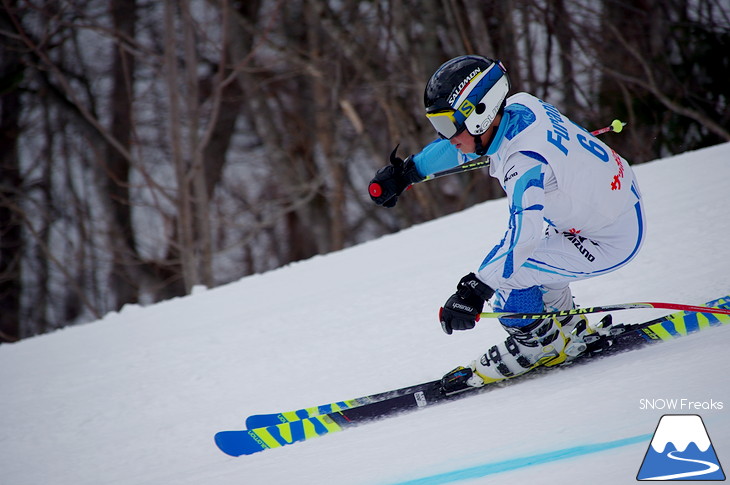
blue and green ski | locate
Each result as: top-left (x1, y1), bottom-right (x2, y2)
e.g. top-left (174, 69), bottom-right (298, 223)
top-left (215, 295), bottom-right (730, 457)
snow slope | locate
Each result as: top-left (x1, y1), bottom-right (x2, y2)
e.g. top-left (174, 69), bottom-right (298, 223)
top-left (2, 143), bottom-right (729, 485)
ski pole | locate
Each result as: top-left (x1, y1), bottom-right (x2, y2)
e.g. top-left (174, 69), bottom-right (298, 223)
top-left (419, 156), bottom-right (491, 182)
top-left (589, 119), bottom-right (626, 136)
top-left (417, 119), bottom-right (626, 183)
top-left (369, 119), bottom-right (627, 196)
top-left (478, 301), bottom-right (730, 320)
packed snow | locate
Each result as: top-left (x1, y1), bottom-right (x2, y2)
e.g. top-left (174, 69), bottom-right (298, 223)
top-left (2, 142), bottom-right (729, 485)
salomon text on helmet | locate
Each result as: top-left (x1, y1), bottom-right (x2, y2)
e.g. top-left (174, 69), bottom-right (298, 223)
top-left (424, 55), bottom-right (510, 140)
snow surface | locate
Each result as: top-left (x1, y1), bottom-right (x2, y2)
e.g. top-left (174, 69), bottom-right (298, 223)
top-left (2, 142), bottom-right (730, 485)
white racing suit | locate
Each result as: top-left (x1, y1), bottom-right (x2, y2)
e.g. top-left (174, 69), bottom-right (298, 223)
top-left (414, 92), bottom-right (646, 381)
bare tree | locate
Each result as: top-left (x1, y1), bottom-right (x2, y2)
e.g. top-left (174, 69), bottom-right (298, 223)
top-left (1, 0), bottom-right (728, 340)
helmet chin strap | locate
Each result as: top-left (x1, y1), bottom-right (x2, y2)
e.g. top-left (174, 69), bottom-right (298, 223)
top-left (474, 134), bottom-right (486, 156)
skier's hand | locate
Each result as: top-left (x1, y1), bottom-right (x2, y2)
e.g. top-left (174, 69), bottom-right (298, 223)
top-left (368, 145), bottom-right (423, 208)
top-left (439, 273), bottom-right (495, 335)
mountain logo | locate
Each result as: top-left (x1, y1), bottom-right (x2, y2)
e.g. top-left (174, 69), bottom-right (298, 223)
top-left (637, 414), bottom-right (725, 481)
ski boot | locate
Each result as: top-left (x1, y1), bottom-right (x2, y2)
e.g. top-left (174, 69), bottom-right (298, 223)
top-left (441, 315), bottom-right (606, 391)
top-left (470, 316), bottom-right (571, 385)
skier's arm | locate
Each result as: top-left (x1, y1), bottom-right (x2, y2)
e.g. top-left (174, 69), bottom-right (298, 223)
top-left (369, 139), bottom-right (475, 207)
top-left (412, 139), bottom-right (475, 176)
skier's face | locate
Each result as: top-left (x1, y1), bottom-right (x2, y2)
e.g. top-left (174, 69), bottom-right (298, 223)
top-left (449, 129), bottom-right (477, 153)
top-left (449, 113), bottom-right (501, 154)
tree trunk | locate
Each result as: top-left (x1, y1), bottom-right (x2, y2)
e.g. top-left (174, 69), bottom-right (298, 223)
top-left (0, 1), bottom-right (24, 343)
top-left (106, 0), bottom-right (139, 308)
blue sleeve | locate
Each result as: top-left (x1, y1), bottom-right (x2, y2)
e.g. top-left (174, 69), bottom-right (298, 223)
top-left (413, 139), bottom-right (477, 177)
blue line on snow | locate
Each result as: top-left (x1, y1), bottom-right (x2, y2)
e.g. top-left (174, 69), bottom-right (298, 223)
top-left (389, 434), bottom-right (653, 485)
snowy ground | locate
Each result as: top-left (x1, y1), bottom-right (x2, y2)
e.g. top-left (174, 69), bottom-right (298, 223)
top-left (2, 142), bottom-right (729, 485)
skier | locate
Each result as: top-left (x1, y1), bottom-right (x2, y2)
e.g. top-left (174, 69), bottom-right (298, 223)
top-left (368, 55), bottom-right (646, 390)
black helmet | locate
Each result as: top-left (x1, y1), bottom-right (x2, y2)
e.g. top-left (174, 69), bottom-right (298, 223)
top-left (424, 55), bottom-right (510, 140)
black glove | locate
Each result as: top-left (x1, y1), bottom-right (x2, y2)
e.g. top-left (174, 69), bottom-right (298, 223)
top-left (368, 145), bottom-right (424, 208)
top-left (439, 273), bottom-right (495, 335)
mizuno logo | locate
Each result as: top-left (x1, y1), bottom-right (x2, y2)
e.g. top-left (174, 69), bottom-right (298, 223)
top-left (565, 233), bottom-right (596, 262)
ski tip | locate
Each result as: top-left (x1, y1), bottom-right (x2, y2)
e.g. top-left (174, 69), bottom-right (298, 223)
top-left (245, 414), bottom-right (275, 429)
top-left (214, 431), bottom-right (243, 457)
top-left (215, 430), bottom-right (264, 457)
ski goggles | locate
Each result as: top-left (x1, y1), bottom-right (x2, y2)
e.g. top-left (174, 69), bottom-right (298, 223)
top-left (426, 110), bottom-right (465, 140)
